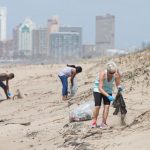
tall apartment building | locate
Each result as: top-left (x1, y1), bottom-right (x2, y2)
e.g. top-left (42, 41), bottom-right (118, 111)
top-left (59, 26), bottom-right (82, 43)
top-left (50, 32), bottom-right (80, 63)
top-left (96, 14), bottom-right (115, 55)
top-left (0, 41), bottom-right (5, 57)
top-left (60, 26), bottom-right (82, 55)
top-left (48, 16), bottom-right (59, 56)
top-left (18, 18), bottom-right (36, 56)
top-left (12, 24), bottom-right (20, 56)
top-left (32, 27), bottom-right (49, 57)
top-left (47, 16), bottom-right (59, 33)
top-left (0, 6), bottom-right (7, 41)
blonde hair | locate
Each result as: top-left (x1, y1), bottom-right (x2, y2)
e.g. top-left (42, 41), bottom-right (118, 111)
top-left (106, 61), bottom-right (117, 72)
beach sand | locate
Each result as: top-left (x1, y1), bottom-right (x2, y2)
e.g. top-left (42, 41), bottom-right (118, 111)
top-left (0, 49), bottom-right (150, 150)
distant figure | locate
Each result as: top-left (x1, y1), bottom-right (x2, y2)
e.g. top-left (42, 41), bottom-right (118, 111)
top-left (91, 61), bottom-right (122, 129)
top-left (58, 65), bottom-right (82, 101)
top-left (0, 73), bottom-right (15, 99)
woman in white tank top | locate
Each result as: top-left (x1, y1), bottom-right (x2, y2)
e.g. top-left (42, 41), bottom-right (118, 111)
top-left (58, 65), bottom-right (82, 101)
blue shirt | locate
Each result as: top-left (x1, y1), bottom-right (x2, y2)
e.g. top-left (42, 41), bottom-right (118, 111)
top-left (93, 70), bottom-right (115, 94)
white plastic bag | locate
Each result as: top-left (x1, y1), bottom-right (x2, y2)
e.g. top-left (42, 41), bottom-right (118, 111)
top-left (0, 93), bottom-right (3, 100)
top-left (69, 100), bottom-right (94, 122)
top-left (70, 77), bottom-right (78, 96)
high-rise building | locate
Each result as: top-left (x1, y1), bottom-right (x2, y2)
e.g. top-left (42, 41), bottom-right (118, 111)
top-left (0, 6), bottom-right (7, 41)
top-left (96, 14), bottom-right (115, 55)
top-left (49, 26), bottom-right (82, 62)
top-left (18, 18), bottom-right (36, 56)
top-left (47, 16), bottom-right (59, 34)
top-left (32, 27), bottom-right (49, 56)
top-left (50, 32), bottom-right (80, 63)
top-left (59, 26), bottom-right (82, 53)
top-left (48, 16), bottom-right (59, 56)
top-left (12, 24), bottom-right (20, 56)
top-left (0, 39), bottom-right (13, 58)
top-left (59, 26), bottom-right (82, 43)
top-left (0, 41), bottom-right (5, 57)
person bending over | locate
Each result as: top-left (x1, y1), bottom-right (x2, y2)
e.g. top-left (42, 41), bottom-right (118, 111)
top-left (58, 65), bottom-right (82, 101)
top-left (0, 73), bottom-right (14, 99)
top-left (91, 61), bottom-right (122, 129)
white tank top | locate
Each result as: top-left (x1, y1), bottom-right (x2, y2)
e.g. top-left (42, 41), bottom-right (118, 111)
top-left (58, 67), bottom-right (73, 77)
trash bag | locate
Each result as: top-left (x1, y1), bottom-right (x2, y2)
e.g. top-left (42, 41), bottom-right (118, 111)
top-left (0, 93), bottom-right (3, 100)
top-left (70, 77), bottom-right (78, 96)
top-left (112, 89), bottom-right (127, 125)
top-left (69, 100), bottom-right (94, 122)
top-left (113, 90), bottom-right (127, 115)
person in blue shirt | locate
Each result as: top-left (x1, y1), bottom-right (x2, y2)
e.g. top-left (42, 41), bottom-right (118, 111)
top-left (91, 61), bottom-right (122, 128)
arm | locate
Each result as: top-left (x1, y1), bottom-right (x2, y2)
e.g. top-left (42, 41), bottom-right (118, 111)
top-left (4, 79), bottom-right (10, 99)
top-left (99, 71), bottom-right (109, 97)
top-left (70, 69), bottom-right (76, 86)
top-left (6, 79), bottom-right (9, 92)
top-left (115, 72), bottom-right (121, 88)
top-left (67, 64), bottom-right (76, 68)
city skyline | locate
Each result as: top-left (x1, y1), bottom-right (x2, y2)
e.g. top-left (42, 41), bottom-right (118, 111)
top-left (10, 17), bottom-right (83, 62)
top-left (1, 0), bottom-right (150, 49)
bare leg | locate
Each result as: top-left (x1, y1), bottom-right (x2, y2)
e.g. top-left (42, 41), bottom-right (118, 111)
top-left (92, 106), bottom-right (100, 123)
top-left (4, 87), bottom-right (10, 99)
top-left (102, 105), bottom-right (110, 125)
top-left (62, 95), bottom-right (67, 100)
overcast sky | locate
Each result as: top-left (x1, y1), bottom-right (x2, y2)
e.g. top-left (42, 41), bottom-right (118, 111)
top-left (1, 0), bottom-right (150, 49)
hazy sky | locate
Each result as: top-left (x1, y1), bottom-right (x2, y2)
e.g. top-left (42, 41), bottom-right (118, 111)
top-left (1, 0), bottom-right (150, 49)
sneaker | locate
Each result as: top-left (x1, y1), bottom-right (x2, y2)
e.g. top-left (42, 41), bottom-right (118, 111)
top-left (100, 123), bottom-right (109, 129)
top-left (91, 121), bottom-right (97, 128)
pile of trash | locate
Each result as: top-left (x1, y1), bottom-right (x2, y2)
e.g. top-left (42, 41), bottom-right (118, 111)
top-left (69, 100), bottom-right (94, 122)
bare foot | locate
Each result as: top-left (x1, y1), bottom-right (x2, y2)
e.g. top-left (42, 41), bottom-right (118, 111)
top-left (62, 97), bottom-right (70, 101)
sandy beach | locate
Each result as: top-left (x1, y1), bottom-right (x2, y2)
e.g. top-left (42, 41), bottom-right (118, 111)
top-left (0, 49), bottom-right (150, 150)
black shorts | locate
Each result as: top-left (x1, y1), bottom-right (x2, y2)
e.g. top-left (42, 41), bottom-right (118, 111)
top-left (93, 92), bottom-right (112, 106)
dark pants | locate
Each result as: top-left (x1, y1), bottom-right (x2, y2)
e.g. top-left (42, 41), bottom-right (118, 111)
top-left (58, 75), bottom-right (68, 96)
top-left (0, 81), bottom-right (6, 90)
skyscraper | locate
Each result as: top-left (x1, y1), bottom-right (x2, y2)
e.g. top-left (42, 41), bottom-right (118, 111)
top-left (48, 16), bottom-right (59, 56)
top-left (0, 6), bottom-right (7, 41)
top-left (59, 26), bottom-right (82, 43)
top-left (96, 14), bottom-right (115, 55)
top-left (32, 27), bottom-right (49, 57)
top-left (12, 24), bottom-right (20, 56)
top-left (47, 16), bottom-right (59, 34)
top-left (50, 32), bottom-right (80, 63)
top-left (18, 18), bottom-right (36, 56)
top-left (59, 26), bottom-right (82, 52)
